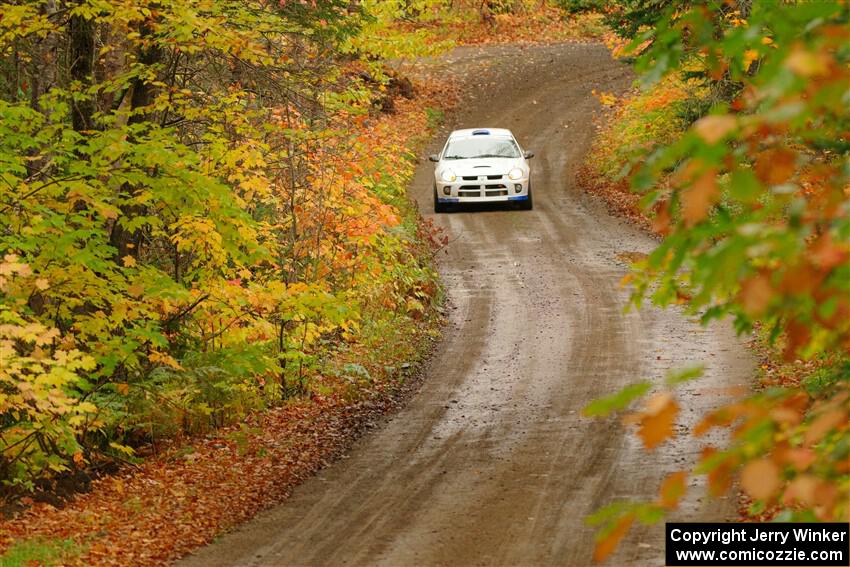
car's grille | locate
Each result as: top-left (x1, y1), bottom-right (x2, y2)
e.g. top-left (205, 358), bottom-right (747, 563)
top-left (461, 175), bottom-right (504, 181)
top-left (457, 183), bottom-right (509, 198)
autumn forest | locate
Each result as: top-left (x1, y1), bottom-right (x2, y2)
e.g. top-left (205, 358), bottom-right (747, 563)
top-left (0, 1), bottom-right (848, 565)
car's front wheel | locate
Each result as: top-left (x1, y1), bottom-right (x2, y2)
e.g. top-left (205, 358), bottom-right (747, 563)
top-left (434, 186), bottom-right (449, 213)
top-left (520, 184), bottom-right (533, 210)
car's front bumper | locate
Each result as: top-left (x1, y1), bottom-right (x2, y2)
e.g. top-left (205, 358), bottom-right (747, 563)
top-left (436, 176), bottom-right (529, 203)
top-left (437, 195), bottom-right (529, 203)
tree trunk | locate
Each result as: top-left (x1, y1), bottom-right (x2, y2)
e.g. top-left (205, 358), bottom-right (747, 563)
top-left (108, 20), bottom-right (162, 261)
top-left (68, 14), bottom-right (95, 132)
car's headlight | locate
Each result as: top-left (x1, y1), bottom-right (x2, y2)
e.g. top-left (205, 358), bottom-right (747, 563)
top-left (441, 169), bottom-right (457, 183)
top-left (508, 167), bottom-right (524, 181)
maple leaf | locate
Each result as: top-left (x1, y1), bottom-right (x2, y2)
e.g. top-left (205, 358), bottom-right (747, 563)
top-left (680, 168), bottom-right (718, 226)
top-left (593, 513), bottom-right (634, 563)
top-left (804, 408), bottom-right (847, 446)
top-left (785, 47), bottom-right (831, 77)
top-left (810, 234), bottom-right (849, 270)
top-left (755, 147), bottom-right (796, 185)
top-left (783, 475), bottom-right (819, 507)
top-left (781, 447), bottom-right (816, 472)
top-left (739, 272), bottom-right (773, 316)
top-left (658, 471), bottom-right (687, 509)
top-left (779, 263), bottom-right (824, 295)
top-left (740, 458), bottom-right (780, 501)
top-left (651, 200), bottom-right (671, 235)
top-left (782, 318), bottom-right (811, 361)
top-left (702, 447), bottom-right (736, 497)
top-left (633, 392), bottom-right (678, 450)
top-left (693, 115), bottom-right (736, 144)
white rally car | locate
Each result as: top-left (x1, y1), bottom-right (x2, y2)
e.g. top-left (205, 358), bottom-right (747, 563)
top-left (430, 128), bottom-right (534, 213)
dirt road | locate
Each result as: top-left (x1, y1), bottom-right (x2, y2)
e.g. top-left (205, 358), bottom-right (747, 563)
top-left (179, 43), bottom-right (752, 567)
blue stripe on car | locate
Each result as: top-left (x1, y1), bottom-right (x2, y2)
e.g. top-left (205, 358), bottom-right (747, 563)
top-left (508, 195), bottom-right (529, 201)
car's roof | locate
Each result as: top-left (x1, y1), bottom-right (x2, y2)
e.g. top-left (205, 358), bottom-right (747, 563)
top-left (448, 128), bottom-right (514, 139)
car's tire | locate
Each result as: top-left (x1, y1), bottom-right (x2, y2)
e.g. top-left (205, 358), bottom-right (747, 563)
top-left (434, 187), bottom-right (449, 213)
top-left (520, 184), bottom-right (533, 210)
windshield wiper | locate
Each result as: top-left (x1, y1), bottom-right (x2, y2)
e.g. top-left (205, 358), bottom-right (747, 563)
top-left (443, 155), bottom-right (465, 160)
top-left (472, 154), bottom-right (514, 158)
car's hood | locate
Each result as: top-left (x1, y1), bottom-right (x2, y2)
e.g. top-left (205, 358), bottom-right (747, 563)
top-left (438, 157), bottom-right (524, 176)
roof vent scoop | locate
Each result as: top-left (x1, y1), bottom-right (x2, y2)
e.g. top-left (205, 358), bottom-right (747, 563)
top-left (471, 129), bottom-right (490, 135)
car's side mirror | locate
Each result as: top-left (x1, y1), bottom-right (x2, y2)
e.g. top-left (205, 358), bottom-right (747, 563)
top-left (428, 154), bottom-right (440, 162)
top-left (523, 150), bottom-right (535, 159)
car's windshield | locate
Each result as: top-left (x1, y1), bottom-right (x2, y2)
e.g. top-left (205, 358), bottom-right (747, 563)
top-left (443, 137), bottom-right (520, 159)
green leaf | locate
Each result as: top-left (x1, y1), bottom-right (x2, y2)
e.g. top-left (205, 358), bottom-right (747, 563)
top-left (665, 365), bottom-right (705, 386)
top-left (582, 381), bottom-right (651, 417)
